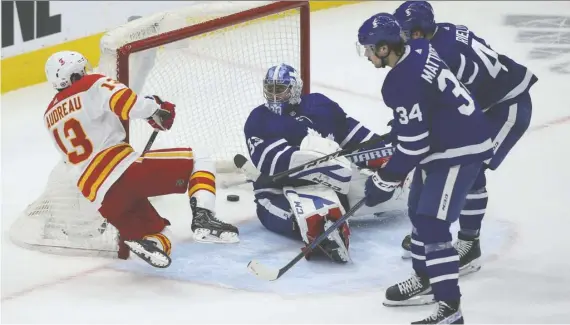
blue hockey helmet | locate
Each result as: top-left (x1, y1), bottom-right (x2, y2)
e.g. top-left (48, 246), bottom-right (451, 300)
top-left (393, 1), bottom-right (436, 40)
top-left (356, 13), bottom-right (403, 67)
top-left (357, 13), bottom-right (403, 48)
top-left (263, 64), bottom-right (303, 115)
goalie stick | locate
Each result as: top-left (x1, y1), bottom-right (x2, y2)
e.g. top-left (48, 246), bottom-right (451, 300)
top-left (247, 198), bottom-right (366, 281)
top-left (232, 134), bottom-right (390, 185)
top-left (257, 134), bottom-right (389, 185)
top-left (228, 144), bottom-right (395, 188)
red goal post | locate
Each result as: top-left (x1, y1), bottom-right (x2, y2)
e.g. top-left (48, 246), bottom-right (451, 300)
top-left (10, 1), bottom-right (311, 257)
top-left (102, 0), bottom-right (311, 172)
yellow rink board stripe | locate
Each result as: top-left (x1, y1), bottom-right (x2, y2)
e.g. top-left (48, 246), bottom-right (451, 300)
top-left (1, 1), bottom-right (361, 94)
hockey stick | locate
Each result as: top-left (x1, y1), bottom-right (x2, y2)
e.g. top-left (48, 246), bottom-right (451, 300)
top-left (227, 144), bottom-right (395, 188)
top-left (233, 134), bottom-right (390, 186)
top-left (247, 198), bottom-right (366, 281)
top-left (143, 130), bottom-right (159, 153)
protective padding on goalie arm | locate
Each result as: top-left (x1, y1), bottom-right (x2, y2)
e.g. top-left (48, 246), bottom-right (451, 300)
top-left (289, 131), bottom-right (353, 194)
top-left (283, 185), bottom-right (346, 244)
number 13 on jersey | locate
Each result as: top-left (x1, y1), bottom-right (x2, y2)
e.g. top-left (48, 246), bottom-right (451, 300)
top-left (52, 118), bottom-right (94, 164)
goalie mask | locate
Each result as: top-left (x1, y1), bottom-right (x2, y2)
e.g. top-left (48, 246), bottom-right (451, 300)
top-left (263, 64), bottom-right (303, 115)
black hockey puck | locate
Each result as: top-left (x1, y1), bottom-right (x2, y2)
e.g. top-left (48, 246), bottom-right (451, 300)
top-left (227, 194), bottom-right (240, 202)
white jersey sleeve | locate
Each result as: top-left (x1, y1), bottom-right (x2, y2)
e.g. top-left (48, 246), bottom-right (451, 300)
top-left (88, 76), bottom-right (160, 120)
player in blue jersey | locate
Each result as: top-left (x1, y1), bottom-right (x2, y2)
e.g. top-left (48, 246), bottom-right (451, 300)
top-left (243, 64), bottom-right (406, 264)
top-left (357, 13), bottom-right (495, 323)
top-left (393, 1), bottom-right (538, 276)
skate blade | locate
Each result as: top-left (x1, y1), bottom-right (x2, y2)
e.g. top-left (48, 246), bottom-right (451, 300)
top-left (459, 259), bottom-right (481, 277)
top-left (444, 310), bottom-right (464, 324)
top-left (124, 241), bottom-right (171, 268)
top-left (383, 294), bottom-right (435, 307)
top-left (193, 229), bottom-right (240, 244)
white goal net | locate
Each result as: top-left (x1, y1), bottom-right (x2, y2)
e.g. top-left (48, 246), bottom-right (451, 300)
top-left (10, 1), bottom-right (309, 257)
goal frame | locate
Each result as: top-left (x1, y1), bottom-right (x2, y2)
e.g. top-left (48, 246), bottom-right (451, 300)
top-left (114, 0), bottom-right (311, 143)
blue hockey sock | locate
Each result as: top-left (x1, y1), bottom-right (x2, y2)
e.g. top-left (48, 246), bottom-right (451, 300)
top-left (459, 187), bottom-right (488, 239)
top-left (410, 228), bottom-right (427, 276)
top-left (416, 216), bottom-right (461, 302)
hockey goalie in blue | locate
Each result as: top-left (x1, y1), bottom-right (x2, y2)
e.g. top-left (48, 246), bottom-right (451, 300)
top-left (393, 1), bottom-right (538, 276)
top-left (243, 64), bottom-right (407, 264)
top-left (356, 13), bottom-right (495, 323)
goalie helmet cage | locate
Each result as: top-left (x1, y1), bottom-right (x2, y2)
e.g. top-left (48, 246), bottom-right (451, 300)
top-left (10, 1), bottom-right (311, 257)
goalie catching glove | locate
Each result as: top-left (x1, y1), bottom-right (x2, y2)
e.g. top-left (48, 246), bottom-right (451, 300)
top-left (146, 95), bottom-right (176, 131)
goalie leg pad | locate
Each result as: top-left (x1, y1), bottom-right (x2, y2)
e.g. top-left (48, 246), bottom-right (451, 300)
top-left (284, 185), bottom-right (350, 263)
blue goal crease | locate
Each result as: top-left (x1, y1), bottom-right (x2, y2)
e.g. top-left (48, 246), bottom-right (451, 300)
top-left (110, 211), bottom-right (512, 296)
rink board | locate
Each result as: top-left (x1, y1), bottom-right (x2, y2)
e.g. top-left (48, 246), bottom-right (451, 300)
top-left (110, 210), bottom-right (513, 296)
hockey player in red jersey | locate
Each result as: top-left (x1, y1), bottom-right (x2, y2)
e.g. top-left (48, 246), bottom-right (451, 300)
top-left (44, 51), bottom-right (239, 268)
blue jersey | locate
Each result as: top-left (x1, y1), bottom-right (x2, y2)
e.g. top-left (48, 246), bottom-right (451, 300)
top-left (381, 39), bottom-right (493, 178)
top-left (430, 23), bottom-right (538, 110)
top-left (244, 93), bottom-right (381, 189)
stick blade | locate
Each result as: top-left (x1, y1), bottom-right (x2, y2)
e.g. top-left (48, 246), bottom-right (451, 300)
top-left (247, 260), bottom-right (280, 281)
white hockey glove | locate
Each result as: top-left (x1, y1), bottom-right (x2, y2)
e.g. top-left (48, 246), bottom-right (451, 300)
top-left (289, 131), bottom-right (352, 194)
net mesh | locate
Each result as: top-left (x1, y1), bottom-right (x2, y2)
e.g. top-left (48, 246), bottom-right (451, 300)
top-left (99, 1), bottom-right (303, 166)
top-left (10, 161), bottom-right (120, 256)
top-left (10, 1), bottom-right (306, 256)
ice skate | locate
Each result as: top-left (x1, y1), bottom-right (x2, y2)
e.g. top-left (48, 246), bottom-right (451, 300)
top-left (123, 238), bottom-right (171, 268)
top-left (454, 233), bottom-right (481, 276)
top-left (190, 197), bottom-right (239, 244)
top-left (411, 300), bottom-right (464, 324)
top-left (383, 273), bottom-right (434, 306)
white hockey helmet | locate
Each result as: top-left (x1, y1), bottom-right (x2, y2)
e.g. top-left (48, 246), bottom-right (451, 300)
top-left (45, 51), bottom-right (90, 90)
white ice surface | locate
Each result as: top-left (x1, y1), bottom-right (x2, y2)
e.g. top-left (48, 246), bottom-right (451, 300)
top-left (2, 1), bottom-right (570, 323)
